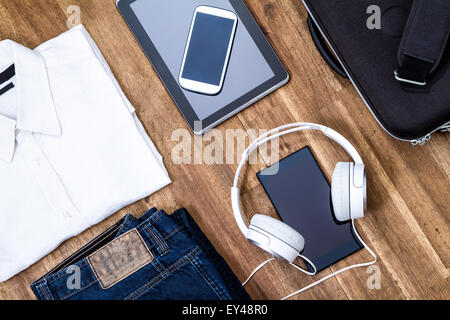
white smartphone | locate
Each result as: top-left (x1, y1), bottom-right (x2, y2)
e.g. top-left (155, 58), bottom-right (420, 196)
top-left (179, 6), bottom-right (238, 95)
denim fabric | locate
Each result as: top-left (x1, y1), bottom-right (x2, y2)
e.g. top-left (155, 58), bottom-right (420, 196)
top-left (30, 208), bottom-right (250, 300)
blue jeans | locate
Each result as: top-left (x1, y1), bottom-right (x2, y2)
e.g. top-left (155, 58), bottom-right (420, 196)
top-left (31, 208), bottom-right (250, 300)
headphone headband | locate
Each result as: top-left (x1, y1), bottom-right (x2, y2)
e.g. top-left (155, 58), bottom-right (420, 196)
top-left (232, 123), bottom-right (364, 236)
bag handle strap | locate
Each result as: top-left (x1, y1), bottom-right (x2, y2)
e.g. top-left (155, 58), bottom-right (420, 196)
top-left (395, 0), bottom-right (450, 86)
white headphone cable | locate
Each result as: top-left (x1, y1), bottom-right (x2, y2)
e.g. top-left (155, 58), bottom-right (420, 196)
top-left (241, 220), bottom-right (377, 299)
top-left (290, 254), bottom-right (317, 276)
top-left (242, 257), bottom-right (276, 286)
top-left (281, 220), bottom-right (377, 300)
top-left (242, 254), bottom-right (317, 287)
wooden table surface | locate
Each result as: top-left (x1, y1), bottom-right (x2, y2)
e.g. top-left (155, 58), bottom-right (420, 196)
top-left (0, 0), bottom-right (448, 300)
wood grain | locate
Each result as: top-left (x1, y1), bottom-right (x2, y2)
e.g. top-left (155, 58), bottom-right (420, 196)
top-left (0, 0), bottom-right (448, 300)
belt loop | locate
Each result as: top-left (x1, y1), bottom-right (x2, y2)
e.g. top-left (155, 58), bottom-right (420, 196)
top-left (34, 280), bottom-right (54, 300)
top-left (142, 220), bottom-right (170, 256)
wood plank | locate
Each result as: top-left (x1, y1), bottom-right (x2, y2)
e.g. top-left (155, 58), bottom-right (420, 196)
top-left (0, 0), bottom-right (448, 300)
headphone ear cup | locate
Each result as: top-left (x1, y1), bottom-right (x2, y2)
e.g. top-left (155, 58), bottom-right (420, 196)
top-left (331, 162), bottom-right (352, 222)
top-left (249, 214), bottom-right (305, 252)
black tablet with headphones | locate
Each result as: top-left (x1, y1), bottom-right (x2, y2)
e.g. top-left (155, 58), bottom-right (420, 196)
top-left (257, 146), bottom-right (363, 272)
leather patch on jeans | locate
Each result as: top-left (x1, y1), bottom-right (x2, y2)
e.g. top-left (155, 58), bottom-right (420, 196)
top-left (87, 228), bottom-right (154, 289)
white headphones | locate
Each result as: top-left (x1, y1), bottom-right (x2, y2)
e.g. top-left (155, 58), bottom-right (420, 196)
top-left (231, 123), bottom-right (377, 299)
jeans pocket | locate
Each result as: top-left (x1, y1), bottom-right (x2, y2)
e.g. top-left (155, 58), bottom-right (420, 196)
top-left (124, 246), bottom-right (229, 300)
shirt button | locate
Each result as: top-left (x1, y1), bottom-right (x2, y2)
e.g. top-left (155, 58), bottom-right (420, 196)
top-left (64, 211), bottom-right (72, 218)
top-left (34, 159), bottom-right (41, 166)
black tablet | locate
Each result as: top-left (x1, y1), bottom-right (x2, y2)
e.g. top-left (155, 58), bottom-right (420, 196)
top-left (257, 147), bottom-right (363, 272)
top-left (117, 0), bottom-right (289, 134)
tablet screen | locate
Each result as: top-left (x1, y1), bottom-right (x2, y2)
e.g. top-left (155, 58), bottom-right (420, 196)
top-left (130, 0), bottom-right (275, 121)
top-left (257, 147), bottom-right (363, 272)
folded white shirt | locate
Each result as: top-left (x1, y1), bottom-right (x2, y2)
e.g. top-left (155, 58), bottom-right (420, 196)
top-left (0, 25), bottom-right (171, 282)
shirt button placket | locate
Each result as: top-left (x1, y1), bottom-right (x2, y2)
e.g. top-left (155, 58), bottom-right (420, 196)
top-left (25, 133), bottom-right (81, 223)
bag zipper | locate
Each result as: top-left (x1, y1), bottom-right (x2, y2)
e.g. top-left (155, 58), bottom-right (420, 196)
top-left (411, 134), bottom-right (431, 146)
top-left (439, 123), bottom-right (450, 133)
top-left (411, 122), bottom-right (450, 146)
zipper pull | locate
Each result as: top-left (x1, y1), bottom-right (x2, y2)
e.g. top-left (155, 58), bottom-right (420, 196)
top-left (411, 134), bottom-right (431, 146)
top-left (439, 124), bottom-right (450, 133)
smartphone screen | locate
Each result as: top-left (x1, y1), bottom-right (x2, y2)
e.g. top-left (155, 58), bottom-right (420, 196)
top-left (179, 7), bottom-right (237, 95)
top-left (257, 147), bottom-right (363, 272)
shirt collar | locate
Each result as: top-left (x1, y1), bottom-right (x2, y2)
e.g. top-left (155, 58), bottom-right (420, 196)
top-left (0, 40), bottom-right (61, 162)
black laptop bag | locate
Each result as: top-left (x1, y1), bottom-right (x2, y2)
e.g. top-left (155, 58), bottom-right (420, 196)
top-left (302, 0), bottom-right (450, 145)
